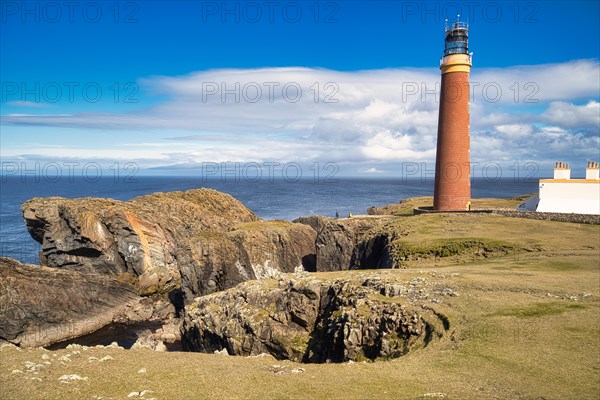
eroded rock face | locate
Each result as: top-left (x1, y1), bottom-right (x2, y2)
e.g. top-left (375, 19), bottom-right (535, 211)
top-left (182, 274), bottom-right (448, 363)
top-left (313, 218), bottom-right (384, 271)
top-left (0, 257), bottom-right (156, 348)
top-left (293, 216), bottom-right (330, 234)
top-left (21, 189), bottom-right (317, 299)
top-left (350, 233), bottom-right (394, 270)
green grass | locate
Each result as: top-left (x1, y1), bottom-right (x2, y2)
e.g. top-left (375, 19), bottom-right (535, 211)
top-left (369, 195), bottom-right (536, 216)
top-left (368, 211), bottom-right (597, 269)
top-left (492, 302), bottom-right (587, 318)
top-left (389, 237), bottom-right (518, 266)
top-left (540, 260), bottom-right (582, 271)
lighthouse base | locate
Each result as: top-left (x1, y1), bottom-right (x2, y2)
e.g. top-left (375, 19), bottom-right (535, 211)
top-left (433, 197), bottom-right (471, 211)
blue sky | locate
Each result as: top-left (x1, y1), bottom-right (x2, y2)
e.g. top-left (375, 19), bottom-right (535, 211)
top-left (1, 0), bottom-right (599, 178)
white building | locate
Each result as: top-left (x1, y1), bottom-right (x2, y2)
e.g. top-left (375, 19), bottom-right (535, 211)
top-left (518, 162), bottom-right (600, 215)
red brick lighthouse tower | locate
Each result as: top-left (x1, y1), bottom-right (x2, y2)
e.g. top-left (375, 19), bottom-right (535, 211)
top-left (433, 17), bottom-right (472, 211)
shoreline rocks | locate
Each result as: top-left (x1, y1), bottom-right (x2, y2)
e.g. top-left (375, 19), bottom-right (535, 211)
top-left (4, 188), bottom-right (318, 348)
top-left (0, 257), bottom-right (146, 348)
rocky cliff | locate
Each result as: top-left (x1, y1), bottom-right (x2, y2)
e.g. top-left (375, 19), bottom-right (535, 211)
top-left (9, 189), bottom-right (316, 348)
top-left (21, 189), bottom-right (317, 300)
top-left (0, 257), bottom-right (166, 347)
top-left (294, 216), bottom-right (393, 272)
top-left (12, 188), bottom-right (423, 350)
top-left (182, 272), bottom-right (449, 363)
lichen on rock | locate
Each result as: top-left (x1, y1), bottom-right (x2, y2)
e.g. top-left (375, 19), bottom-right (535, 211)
top-left (182, 273), bottom-right (448, 363)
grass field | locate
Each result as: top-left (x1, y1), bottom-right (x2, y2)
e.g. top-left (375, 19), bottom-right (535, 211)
top-left (1, 210), bottom-right (599, 400)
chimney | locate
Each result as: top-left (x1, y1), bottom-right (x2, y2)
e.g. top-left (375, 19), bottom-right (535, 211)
top-left (553, 161), bottom-right (571, 179)
top-left (586, 161), bottom-right (599, 180)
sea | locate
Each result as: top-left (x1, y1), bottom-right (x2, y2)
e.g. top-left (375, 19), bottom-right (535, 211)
top-left (0, 176), bottom-right (538, 265)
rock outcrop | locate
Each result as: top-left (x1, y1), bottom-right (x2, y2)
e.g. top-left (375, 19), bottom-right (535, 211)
top-left (21, 189), bottom-right (317, 300)
top-left (350, 233), bottom-right (395, 269)
top-left (293, 216), bottom-right (330, 234)
top-left (182, 273), bottom-right (448, 363)
top-left (295, 216), bottom-right (391, 271)
top-left (0, 257), bottom-right (172, 348)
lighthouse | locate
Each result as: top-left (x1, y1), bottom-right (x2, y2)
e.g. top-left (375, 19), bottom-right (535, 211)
top-left (433, 17), bottom-right (472, 211)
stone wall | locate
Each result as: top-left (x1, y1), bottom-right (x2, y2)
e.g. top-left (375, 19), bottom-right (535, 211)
top-left (413, 207), bottom-right (600, 225)
top-left (491, 210), bottom-right (600, 225)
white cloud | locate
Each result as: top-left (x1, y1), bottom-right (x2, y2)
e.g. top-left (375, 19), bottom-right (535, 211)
top-left (361, 130), bottom-right (435, 161)
top-left (471, 59), bottom-right (600, 103)
top-left (541, 100), bottom-right (600, 129)
top-left (361, 167), bottom-right (385, 174)
top-left (1, 60), bottom-right (599, 172)
top-left (495, 124), bottom-right (534, 138)
top-left (6, 101), bottom-right (49, 108)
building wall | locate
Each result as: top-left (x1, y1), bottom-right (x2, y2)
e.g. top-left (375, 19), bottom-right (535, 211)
top-left (537, 181), bottom-right (600, 215)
